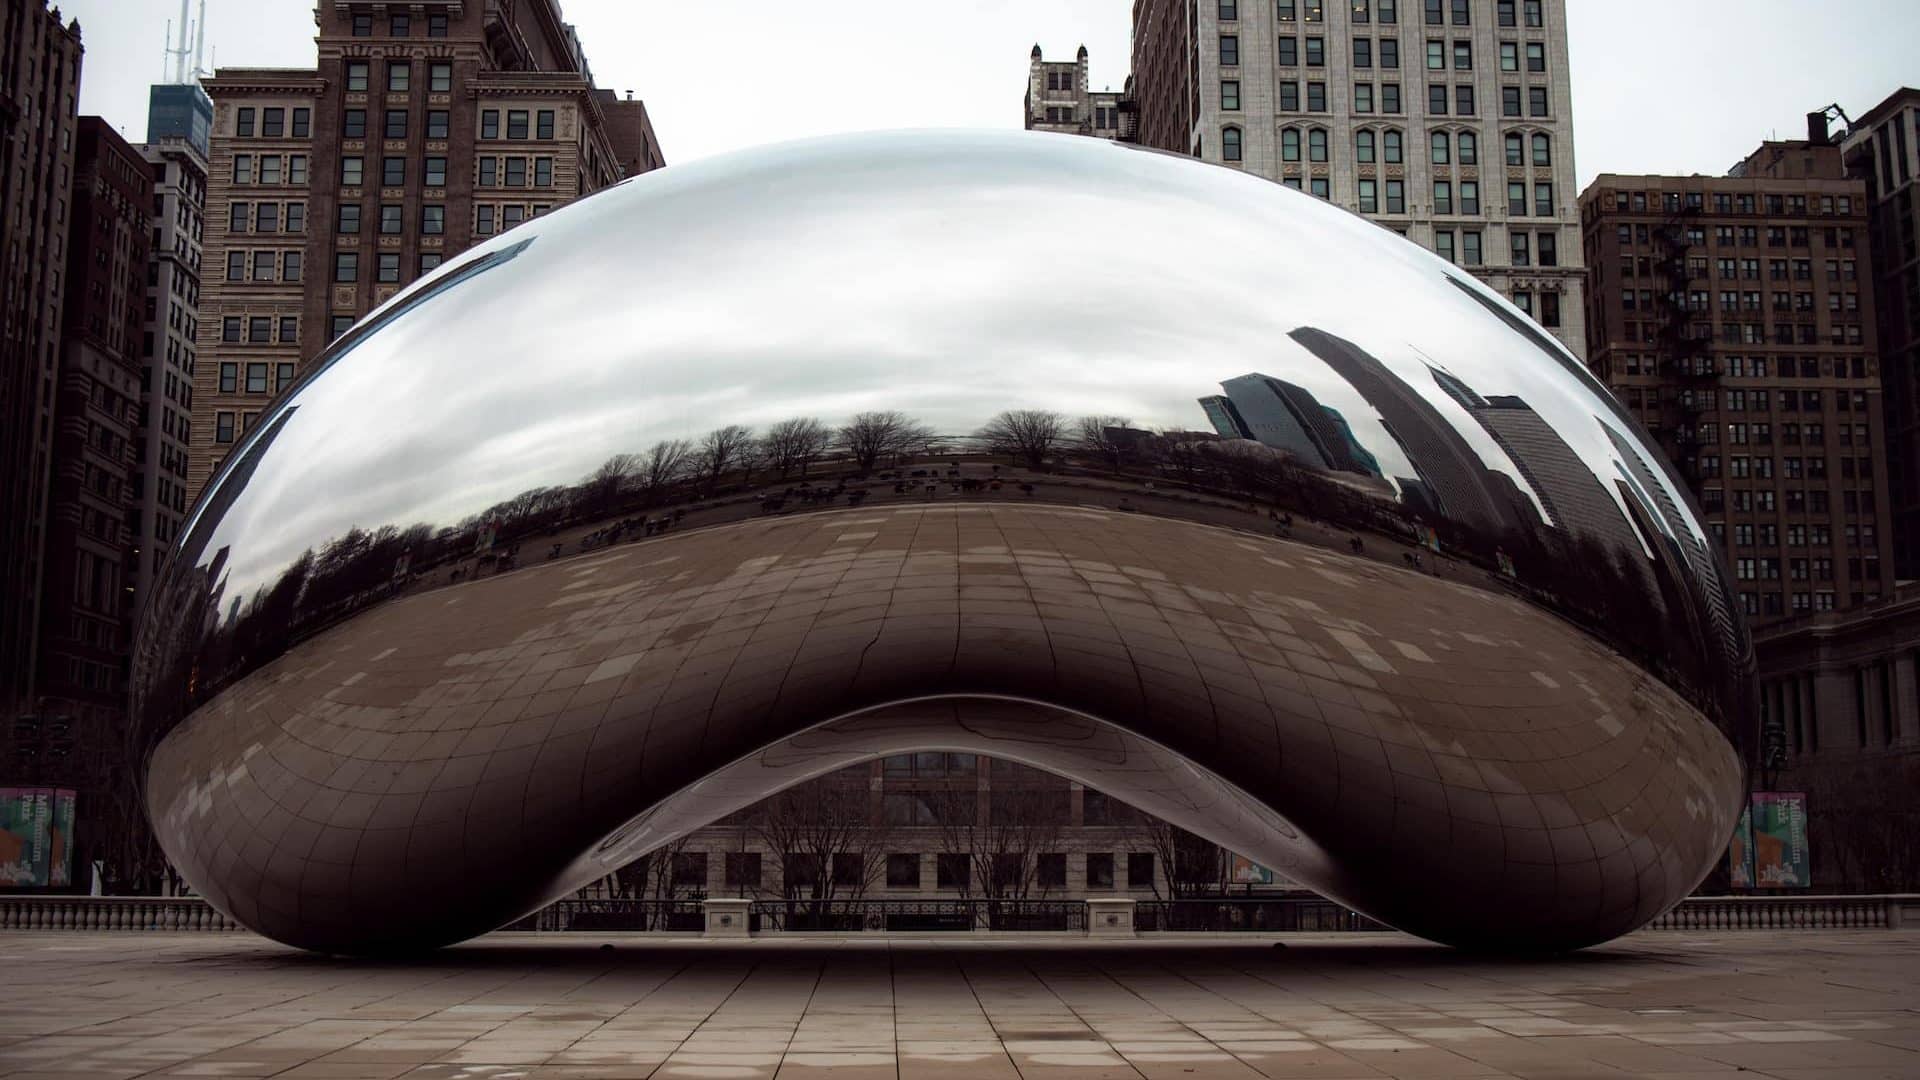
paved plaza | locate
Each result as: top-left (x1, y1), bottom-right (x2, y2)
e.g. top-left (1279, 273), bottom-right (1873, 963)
top-left (0, 931), bottom-right (1916, 1079)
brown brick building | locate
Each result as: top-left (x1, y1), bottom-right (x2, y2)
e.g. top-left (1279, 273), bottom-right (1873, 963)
top-left (190, 1), bottom-right (664, 497)
top-left (1580, 136), bottom-right (1894, 625)
top-left (0, 1), bottom-right (82, 715)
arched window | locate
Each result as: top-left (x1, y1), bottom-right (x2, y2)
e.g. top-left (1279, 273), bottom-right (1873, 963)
top-left (1308, 127), bottom-right (1329, 163)
top-left (1505, 131), bottom-right (1524, 166)
top-left (1430, 130), bottom-right (1450, 165)
top-left (1383, 128), bottom-right (1404, 164)
top-left (1355, 129), bottom-right (1376, 163)
top-left (1532, 132), bottom-right (1551, 167)
top-left (1457, 131), bottom-right (1477, 165)
top-left (1223, 125), bottom-right (1243, 162)
top-left (1281, 127), bottom-right (1301, 162)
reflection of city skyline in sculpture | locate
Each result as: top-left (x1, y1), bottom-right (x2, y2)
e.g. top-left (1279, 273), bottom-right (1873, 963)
top-left (128, 131), bottom-right (1750, 959)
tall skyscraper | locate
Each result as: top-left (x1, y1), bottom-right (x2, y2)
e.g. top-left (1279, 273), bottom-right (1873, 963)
top-left (1580, 135), bottom-right (1892, 624)
top-left (1839, 89), bottom-right (1920, 578)
top-left (1025, 44), bottom-right (1126, 140)
top-left (0, 2), bottom-right (83, 714)
top-left (1211, 372), bottom-right (1379, 475)
top-left (132, 84), bottom-right (211, 615)
top-left (1128, 0), bottom-right (1585, 357)
top-left (189, 1), bottom-right (665, 498)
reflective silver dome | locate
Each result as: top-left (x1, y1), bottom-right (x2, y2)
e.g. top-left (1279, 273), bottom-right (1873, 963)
top-left (132, 130), bottom-right (1750, 953)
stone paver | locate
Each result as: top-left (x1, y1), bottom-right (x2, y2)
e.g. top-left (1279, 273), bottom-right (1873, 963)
top-left (0, 931), bottom-right (1915, 1079)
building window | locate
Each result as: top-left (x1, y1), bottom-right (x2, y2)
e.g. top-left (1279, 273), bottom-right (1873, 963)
top-left (1508, 180), bottom-right (1527, 215)
top-left (430, 62), bottom-right (452, 92)
top-left (1380, 0), bottom-right (1397, 22)
top-left (1526, 42), bottom-right (1546, 71)
top-left (229, 201), bottom-right (248, 232)
top-left (233, 153), bottom-right (252, 184)
top-left (1541, 291), bottom-right (1561, 327)
top-left (533, 157), bottom-right (552, 187)
top-left (1502, 85), bottom-right (1521, 117)
top-left (1385, 178), bottom-right (1405, 213)
top-left (936, 853), bottom-right (969, 889)
top-left (1355, 129), bottom-right (1375, 162)
top-left (1532, 132), bottom-right (1551, 166)
top-left (1306, 36), bottom-right (1324, 65)
top-left (1221, 79), bottom-right (1240, 110)
top-left (379, 203), bottom-right (402, 234)
top-left (226, 251), bottom-right (245, 280)
top-left (218, 362), bottom-right (237, 391)
top-left (346, 61), bottom-right (369, 92)
top-left (1460, 179), bottom-right (1479, 213)
top-left (252, 251), bottom-right (274, 280)
top-left (1510, 231), bottom-right (1530, 266)
top-left (1354, 83), bottom-right (1373, 112)
top-left (507, 110), bottom-right (529, 139)
top-left (428, 13), bottom-right (448, 37)
top-left (1383, 128), bottom-right (1403, 163)
top-left (1513, 289), bottom-right (1532, 314)
top-left (384, 109), bottom-right (406, 138)
top-left (1430, 130), bottom-right (1450, 164)
top-left (1458, 130), bottom-right (1476, 164)
top-left (284, 251), bottom-right (302, 280)
top-left (481, 110), bottom-right (500, 139)
top-left (1382, 82), bottom-right (1401, 112)
top-left (351, 13), bottom-right (371, 35)
top-left (338, 203), bottom-right (361, 234)
top-left (334, 251), bottom-right (358, 282)
top-left (1534, 181), bottom-right (1552, 216)
top-left (536, 109), bottom-right (555, 139)
top-left (1219, 0), bottom-right (1238, 17)
top-left (479, 157), bottom-right (497, 186)
top-left (1453, 40), bottom-right (1471, 69)
top-left (1310, 177), bottom-right (1329, 198)
top-left (341, 156), bottom-right (364, 186)
top-left (388, 61), bottom-right (410, 92)
top-left (1500, 42), bottom-right (1518, 71)
top-left (1307, 81), bottom-right (1326, 110)
top-left (236, 107), bottom-right (255, 136)
top-left (1381, 39), bottom-right (1399, 68)
top-left (1463, 229), bottom-right (1482, 264)
top-left (421, 156), bottom-right (446, 187)
top-left (1308, 127), bottom-right (1329, 162)
top-left (1426, 40), bottom-right (1444, 70)
top-left (505, 157), bottom-right (527, 186)
top-left (886, 853), bottom-right (920, 887)
top-left (343, 109), bottom-right (366, 138)
top-left (427, 110), bottom-right (449, 139)
top-left (1434, 179), bottom-right (1452, 213)
top-left (382, 156), bottom-right (405, 186)
top-left (262, 107), bottom-right (284, 136)
top-left (330, 315), bottom-right (355, 340)
top-left (420, 253), bottom-right (443, 274)
top-left (1086, 853), bottom-right (1115, 888)
top-left (292, 107), bottom-right (310, 137)
top-left (1219, 34), bottom-right (1239, 66)
top-left (378, 252), bottom-right (401, 283)
top-left (278, 319), bottom-right (298, 345)
top-left (215, 412), bottom-right (235, 443)
top-left (289, 155), bottom-right (308, 184)
top-left (1436, 229), bottom-right (1455, 262)
top-left (245, 360), bottom-right (268, 390)
top-left (1498, 0), bottom-right (1516, 25)
top-left (1127, 853), bottom-right (1156, 888)
top-left (1455, 84), bottom-right (1474, 115)
top-left (1353, 37), bottom-right (1371, 66)
top-left (422, 204), bottom-right (446, 234)
top-left (1282, 128), bottom-right (1301, 162)
top-left (1424, 0), bottom-right (1443, 23)
top-left (1428, 84), bottom-right (1448, 114)
top-left (476, 205), bottom-right (496, 235)
top-left (1525, 0), bottom-right (1542, 26)
top-left (1528, 86), bottom-right (1548, 116)
top-left (1358, 178), bottom-right (1378, 213)
top-left (389, 12), bottom-right (410, 35)
top-left (1279, 81), bottom-right (1299, 111)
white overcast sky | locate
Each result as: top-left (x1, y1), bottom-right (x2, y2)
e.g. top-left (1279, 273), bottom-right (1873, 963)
top-left (63, 0), bottom-right (1920, 190)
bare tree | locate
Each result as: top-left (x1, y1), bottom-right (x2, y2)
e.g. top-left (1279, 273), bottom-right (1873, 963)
top-left (761, 417), bottom-right (833, 480)
top-left (1074, 415), bottom-right (1135, 473)
top-left (637, 438), bottom-right (694, 503)
top-left (580, 453), bottom-right (639, 516)
top-left (935, 762), bottom-right (1068, 900)
top-left (698, 424), bottom-right (755, 494)
top-left (1136, 816), bottom-right (1227, 899)
top-left (750, 772), bottom-right (893, 907)
top-left (978, 409), bottom-right (1066, 470)
top-left (838, 410), bottom-right (933, 475)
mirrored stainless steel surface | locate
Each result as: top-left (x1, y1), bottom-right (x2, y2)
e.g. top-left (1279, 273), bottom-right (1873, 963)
top-left (131, 130), bottom-right (1751, 953)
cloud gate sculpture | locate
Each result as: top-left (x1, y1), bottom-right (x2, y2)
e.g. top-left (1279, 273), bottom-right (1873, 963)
top-left (132, 131), bottom-right (1750, 954)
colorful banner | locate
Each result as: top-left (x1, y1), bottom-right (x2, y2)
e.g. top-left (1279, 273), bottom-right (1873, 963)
top-left (1, 788), bottom-right (77, 887)
top-left (1728, 802), bottom-right (1754, 888)
top-left (1228, 853), bottom-right (1274, 885)
top-left (1750, 792), bottom-right (1809, 888)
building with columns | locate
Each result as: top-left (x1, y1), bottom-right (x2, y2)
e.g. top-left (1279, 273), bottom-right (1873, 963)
top-left (189, 0), bottom-right (664, 499)
top-left (1127, 0), bottom-right (1585, 358)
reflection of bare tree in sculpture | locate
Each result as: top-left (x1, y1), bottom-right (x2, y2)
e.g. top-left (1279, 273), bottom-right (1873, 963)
top-left (838, 410), bottom-right (933, 475)
top-left (1075, 415), bottom-right (1134, 473)
top-left (979, 409), bottom-right (1066, 469)
top-left (761, 417), bottom-right (832, 480)
top-left (697, 424), bottom-right (755, 494)
top-left (581, 454), bottom-right (640, 516)
top-left (748, 774), bottom-right (892, 911)
top-left (636, 438), bottom-right (694, 505)
top-left (934, 763), bottom-right (1069, 900)
top-left (1138, 818), bottom-right (1228, 898)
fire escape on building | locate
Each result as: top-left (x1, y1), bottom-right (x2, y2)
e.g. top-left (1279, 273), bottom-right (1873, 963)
top-left (1648, 193), bottom-right (1718, 489)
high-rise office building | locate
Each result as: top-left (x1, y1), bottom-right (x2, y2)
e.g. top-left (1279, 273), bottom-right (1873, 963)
top-left (189, 1), bottom-right (665, 498)
top-left (1579, 135), bottom-right (1894, 624)
top-left (1128, 0), bottom-right (1585, 357)
top-left (0, 2), bottom-right (83, 714)
top-left (1839, 90), bottom-right (1920, 578)
top-left (132, 85), bottom-right (211, 614)
top-left (1025, 45), bottom-right (1126, 140)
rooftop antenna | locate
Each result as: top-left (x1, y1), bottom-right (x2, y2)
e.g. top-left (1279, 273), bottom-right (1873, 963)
top-left (191, 0), bottom-right (208, 82)
top-left (164, 0), bottom-right (190, 82)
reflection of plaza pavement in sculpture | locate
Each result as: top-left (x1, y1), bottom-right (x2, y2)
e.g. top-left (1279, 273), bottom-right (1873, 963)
top-left (151, 504), bottom-right (1738, 954)
top-left (1, 931), bottom-right (1916, 1078)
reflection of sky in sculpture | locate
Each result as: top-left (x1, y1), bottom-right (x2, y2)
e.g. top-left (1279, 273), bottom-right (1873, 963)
top-left (181, 130), bottom-right (1697, 607)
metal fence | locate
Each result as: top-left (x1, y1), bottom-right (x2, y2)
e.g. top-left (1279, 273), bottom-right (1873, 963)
top-left (1133, 898), bottom-right (1388, 932)
top-left (749, 899), bottom-right (1087, 932)
top-left (0, 896), bottom-right (243, 932)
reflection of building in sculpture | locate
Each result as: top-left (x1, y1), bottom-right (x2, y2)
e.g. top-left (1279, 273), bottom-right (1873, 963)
top-left (1289, 327), bottom-right (1525, 533)
top-left (1208, 374), bottom-right (1380, 477)
top-left (1428, 368), bottom-right (1649, 565)
top-left (1602, 422), bottom-right (1738, 658)
top-left (1025, 45), bottom-right (1125, 140)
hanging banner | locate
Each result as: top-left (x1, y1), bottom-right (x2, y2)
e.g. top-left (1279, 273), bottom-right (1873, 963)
top-left (1728, 801), bottom-right (1754, 888)
top-left (1, 788), bottom-right (77, 887)
top-left (1227, 853), bottom-right (1274, 885)
top-left (1750, 791), bottom-right (1809, 888)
